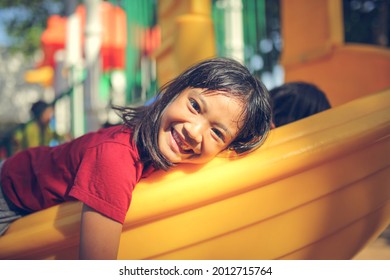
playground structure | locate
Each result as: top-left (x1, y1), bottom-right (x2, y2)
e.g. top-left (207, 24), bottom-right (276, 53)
top-left (280, 0), bottom-right (390, 106)
top-left (0, 0), bottom-right (389, 259)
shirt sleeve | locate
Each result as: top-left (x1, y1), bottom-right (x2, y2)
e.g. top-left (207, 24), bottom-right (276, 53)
top-left (69, 142), bottom-right (139, 223)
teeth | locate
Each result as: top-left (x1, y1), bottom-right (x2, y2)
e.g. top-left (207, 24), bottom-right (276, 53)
top-left (173, 130), bottom-right (192, 151)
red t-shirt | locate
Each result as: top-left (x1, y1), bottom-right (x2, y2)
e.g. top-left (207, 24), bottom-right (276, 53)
top-left (1, 125), bottom-right (155, 224)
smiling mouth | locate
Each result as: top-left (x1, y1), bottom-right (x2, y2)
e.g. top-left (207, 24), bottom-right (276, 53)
top-left (171, 128), bottom-right (194, 154)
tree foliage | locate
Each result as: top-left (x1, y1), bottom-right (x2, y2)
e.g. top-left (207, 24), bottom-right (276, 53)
top-left (0, 0), bottom-right (388, 58)
top-left (0, 0), bottom-right (65, 56)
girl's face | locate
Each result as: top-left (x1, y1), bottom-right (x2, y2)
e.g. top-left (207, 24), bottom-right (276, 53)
top-left (158, 88), bottom-right (244, 164)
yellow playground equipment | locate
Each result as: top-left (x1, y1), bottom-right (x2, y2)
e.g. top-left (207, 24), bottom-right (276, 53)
top-left (0, 0), bottom-right (389, 259)
top-left (0, 88), bottom-right (389, 260)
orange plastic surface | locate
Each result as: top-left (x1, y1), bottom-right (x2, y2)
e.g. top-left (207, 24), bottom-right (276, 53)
top-left (0, 88), bottom-right (389, 259)
top-left (3, 0), bottom-right (390, 260)
top-left (153, 0), bottom-right (216, 87)
top-left (280, 0), bottom-right (390, 106)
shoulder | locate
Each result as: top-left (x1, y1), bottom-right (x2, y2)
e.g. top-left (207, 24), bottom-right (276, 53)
top-left (72, 125), bottom-right (135, 150)
top-left (77, 125), bottom-right (140, 162)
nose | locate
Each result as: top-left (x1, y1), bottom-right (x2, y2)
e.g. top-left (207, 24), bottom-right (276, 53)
top-left (183, 122), bottom-right (204, 151)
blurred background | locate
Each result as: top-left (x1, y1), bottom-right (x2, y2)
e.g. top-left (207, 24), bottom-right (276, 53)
top-left (0, 0), bottom-right (389, 158)
top-left (0, 0), bottom-right (389, 259)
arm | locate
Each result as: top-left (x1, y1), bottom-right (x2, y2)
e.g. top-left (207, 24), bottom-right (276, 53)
top-left (79, 203), bottom-right (123, 260)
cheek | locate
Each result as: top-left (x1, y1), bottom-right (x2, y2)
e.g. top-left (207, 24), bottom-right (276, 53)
top-left (161, 101), bottom-right (179, 122)
top-left (159, 107), bottom-right (173, 131)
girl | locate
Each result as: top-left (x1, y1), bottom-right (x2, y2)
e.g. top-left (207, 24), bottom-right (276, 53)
top-left (0, 57), bottom-right (272, 259)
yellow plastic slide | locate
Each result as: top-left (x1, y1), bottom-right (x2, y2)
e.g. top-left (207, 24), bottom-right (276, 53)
top-left (0, 88), bottom-right (389, 260)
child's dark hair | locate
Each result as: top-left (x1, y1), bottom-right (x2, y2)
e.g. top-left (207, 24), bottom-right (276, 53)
top-left (31, 101), bottom-right (50, 120)
top-left (270, 81), bottom-right (331, 127)
top-left (115, 57), bottom-right (272, 170)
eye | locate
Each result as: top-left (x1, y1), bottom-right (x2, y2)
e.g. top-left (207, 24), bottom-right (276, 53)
top-left (189, 98), bottom-right (201, 113)
top-left (212, 128), bottom-right (225, 142)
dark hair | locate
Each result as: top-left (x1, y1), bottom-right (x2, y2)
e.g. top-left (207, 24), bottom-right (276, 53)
top-left (270, 82), bottom-right (331, 127)
top-left (115, 57), bottom-right (272, 170)
top-left (31, 101), bottom-right (49, 120)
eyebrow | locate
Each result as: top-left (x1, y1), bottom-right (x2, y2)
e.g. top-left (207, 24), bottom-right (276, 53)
top-left (198, 93), bottom-right (234, 139)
